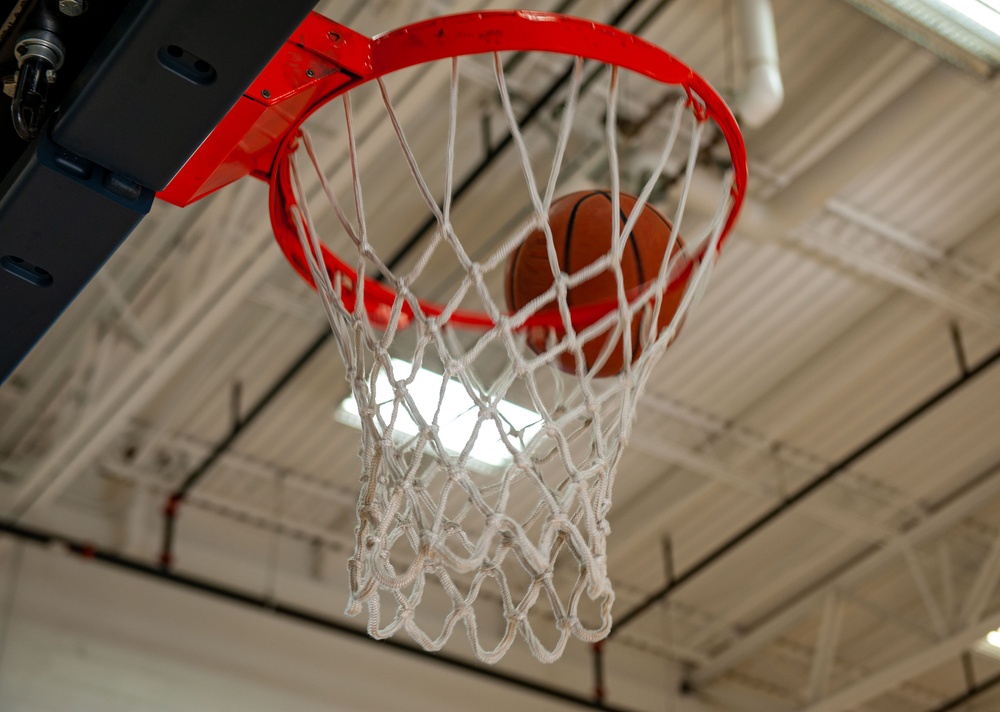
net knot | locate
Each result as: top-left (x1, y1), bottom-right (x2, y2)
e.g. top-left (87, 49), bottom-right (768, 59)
top-left (554, 275), bottom-right (569, 299)
top-left (549, 514), bottom-right (570, 530)
top-left (510, 359), bottom-right (528, 380)
top-left (355, 400), bottom-right (374, 421)
top-left (556, 616), bottom-right (577, 632)
top-left (512, 453), bottom-right (531, 472)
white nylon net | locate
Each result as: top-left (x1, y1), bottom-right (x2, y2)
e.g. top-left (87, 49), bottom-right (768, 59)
top-left (286, 50), bottom-right (736, 663)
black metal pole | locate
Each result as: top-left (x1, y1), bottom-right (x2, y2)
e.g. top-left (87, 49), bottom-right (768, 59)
top-left (612, 341), bottom-right (1000, 635)
top-left (592, 641), bottom-right (607, 706)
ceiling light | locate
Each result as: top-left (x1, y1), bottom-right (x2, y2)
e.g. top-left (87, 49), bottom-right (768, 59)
top-left (988, 629), bottom-right (1000, 647)
top-left (336, 359), bottom-right (543, 472)
top-left (844, 0), bottom-right (1000, 77)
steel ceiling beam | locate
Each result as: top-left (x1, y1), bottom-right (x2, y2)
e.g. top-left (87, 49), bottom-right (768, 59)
top-left (798, 608), bottom-right (1000, 712)
top-left (687, 459), bottom-right (1000, 687)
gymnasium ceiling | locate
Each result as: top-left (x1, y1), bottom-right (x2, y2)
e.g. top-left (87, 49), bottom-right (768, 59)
top-left (3, 0), bottom-right (1000, 710)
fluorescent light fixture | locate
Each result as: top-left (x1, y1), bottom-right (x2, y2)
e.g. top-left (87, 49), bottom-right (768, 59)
top-left (975, 628), bottom-right (1000, 660)
top-left (844, 0), bottom-right (1000, 77)
top-left (336, 359), bottom-right (543, 471)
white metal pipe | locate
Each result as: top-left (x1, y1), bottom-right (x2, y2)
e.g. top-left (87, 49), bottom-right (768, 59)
top-left (900, 543), bottom-right (949, 638)
top-left (736, 0), bottom-right (785, 128)
top-left (805, 593), bottom-right (845, 702)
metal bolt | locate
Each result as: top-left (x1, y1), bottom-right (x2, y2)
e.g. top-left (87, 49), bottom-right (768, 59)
top-left (2, 75), bottom-right (16, 98)
top-left (45, 69), bottom-right (57, 84)
top-left (58, 0), bottom-right (86, 16)
top-left (306, 68), bottom-right (315, 78)
top-left (261, 89), bottom-right (270, 98)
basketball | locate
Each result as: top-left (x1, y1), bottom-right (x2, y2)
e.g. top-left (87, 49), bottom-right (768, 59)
top-left (505, 190), bottom-right (688, 377)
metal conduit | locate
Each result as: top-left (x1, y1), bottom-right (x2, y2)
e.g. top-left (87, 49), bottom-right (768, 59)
top-left (612, 340), bottom-right (1000, 635)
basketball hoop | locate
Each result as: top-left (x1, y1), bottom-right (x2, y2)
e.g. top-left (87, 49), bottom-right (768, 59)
top-left (161, 11), bottom-right (746, 664)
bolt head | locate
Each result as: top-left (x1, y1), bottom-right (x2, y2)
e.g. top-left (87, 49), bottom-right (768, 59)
top-left (58, 0), bottom-right (86, 16)
top-left (45, 69), bottom-right (57, 84)
top-left (306, 68), bottom-right (315, 78)
top-left (261, 89), bottom-right (271, 98)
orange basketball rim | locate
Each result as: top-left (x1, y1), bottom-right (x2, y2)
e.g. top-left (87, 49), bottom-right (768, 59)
top-left (158, 10), bottom-right (748, 334)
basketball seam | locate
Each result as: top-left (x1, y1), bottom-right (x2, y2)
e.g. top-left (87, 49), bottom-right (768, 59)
top-left (564, 191), bottom-right (605, 310)
top-left (596, 191), bottom-right (645, 285)
top-left (645, 204), bottom-right (675, 244)
top-left (598, 191), bottom-right (644, 368)
top-left (508, 241), bottom-right (525, 309)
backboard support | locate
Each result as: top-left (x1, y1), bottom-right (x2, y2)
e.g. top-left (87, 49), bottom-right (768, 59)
top-left (0, 0), bottom-right (315, 382)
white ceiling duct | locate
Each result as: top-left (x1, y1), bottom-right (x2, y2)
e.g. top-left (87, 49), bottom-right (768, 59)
top-left (736, 0), bottom-right (785, 127)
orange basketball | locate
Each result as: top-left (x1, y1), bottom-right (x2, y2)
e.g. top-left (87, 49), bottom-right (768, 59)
top-left (505, 190), bottom-right (688, 378)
